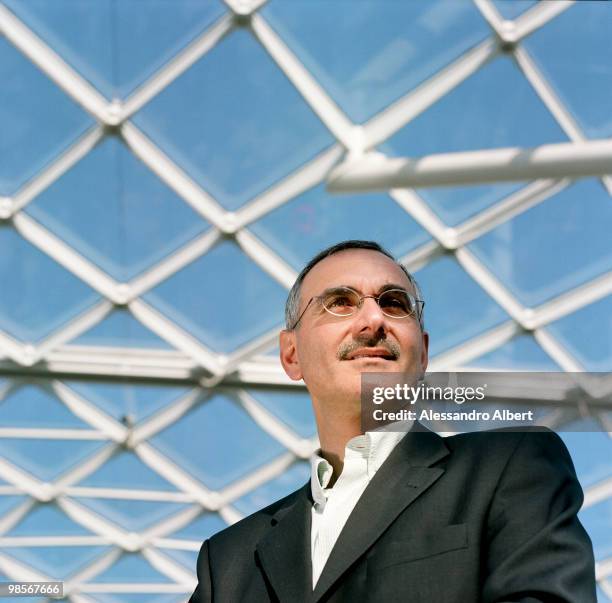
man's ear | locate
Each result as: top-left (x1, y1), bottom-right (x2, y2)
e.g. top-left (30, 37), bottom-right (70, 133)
top-left (420, 330), bottom-right (429, 373)
top-left (279, 330), bottom-right (302, 381)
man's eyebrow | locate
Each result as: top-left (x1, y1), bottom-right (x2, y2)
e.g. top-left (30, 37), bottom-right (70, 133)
top-left (378, 283), bottom-right (411, 294)
top-left (318, 283), bottom-right (410, 296)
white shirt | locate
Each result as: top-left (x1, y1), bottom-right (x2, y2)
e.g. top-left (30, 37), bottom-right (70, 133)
top-left (309, 426), bottom-right (410, 587)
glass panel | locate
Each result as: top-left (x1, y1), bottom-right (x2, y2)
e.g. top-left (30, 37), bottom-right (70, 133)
top-left (0, 384), bottom-right (91, 428)
top-left (3, 0), bottom-right (226, 99)
top-left (382, 55), bottom-right (567, 225)
top-left (578, 499), bottom-right (612, 561)
top-left (524, 2), bottom-right (612, 138)
top-left (233, 461), bottom-right (310, 515)
top-left (73, 497), bottom-right (190, 532)
top-left (261, 0), bottom-right (488, 123)
top-left (6, 546), bottom-right (109, 579)
top-left (7, 503), bottom-right (94, 536)
top-left (143, 241), bottom-right (287, 353)
top-left (415, 255), bottom-right (509, 356)
top-left (64, 381), bottom-right (192, 424)
top-left (246, 389), bottom-right (316, 438)
top-left (0, 496), bottom-right (26, 517)
top-left (169, 511), bottom-right (227, 541)
top-left (0, 439), bottom-right (106, 481)
top-left (417, 182), bottom-right (523, 227)
top-left (468, 180), bottom-right (612, 306)
top-left (250, 185), bottom-right (432, 271)
top-left (92, 552), bottom-right (174, 582)
top-left (76, 450), bottom-right (180, 491)
top-left (0, 36), bottom-right (93, 196)
top-left (597, 585), bottom-right (612, 603)
top-left (166, 511), bottom-right (226, 569)
top-left (150, 393), bottom-right (286, 490)
top-left (133, 28), bottom-right (334, 210)
top-left (159, 547), bottom-right (199, 571)
top-left (25, 137), bottom-right (210, 282)
top-left (0, 226), bottom-right (100, 342)
top-left (492, 0), bottom-right (537, 20)
top-left (559, 432), bottom-right (612, 488)
top-left (70, 309), bottom-right (174, 349)
top-left (464, 334), bottom-right (560, 370)
top-left (547, 295), bottom-right (612, 372)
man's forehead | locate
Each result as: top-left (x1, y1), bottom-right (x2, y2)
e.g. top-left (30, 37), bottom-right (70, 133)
top-left (301, 249), bottom-right (412, 297)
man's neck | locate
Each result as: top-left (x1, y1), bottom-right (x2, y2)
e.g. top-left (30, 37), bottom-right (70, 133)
top-left (314, 403), bottom-right (362, 487)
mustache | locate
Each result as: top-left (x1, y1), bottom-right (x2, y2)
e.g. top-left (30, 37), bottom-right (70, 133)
top-left (337, 336), bottom-right (400, 361)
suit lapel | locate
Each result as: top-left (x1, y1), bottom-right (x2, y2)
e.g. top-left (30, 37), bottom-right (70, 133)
top-left (256, 483), bottom-right (313, 603)
top-left (312, 427), bottom-right (449, 601)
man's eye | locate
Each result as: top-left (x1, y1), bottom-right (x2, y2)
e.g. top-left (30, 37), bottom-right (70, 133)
top-left (328, 296), bottom-right (354, 308)
top-left (380, 292), bottom-right (413, 314)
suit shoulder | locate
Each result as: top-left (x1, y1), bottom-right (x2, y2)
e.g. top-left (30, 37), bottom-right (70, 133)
top-left (210, 483), bottom-right (308, 548)
top-left (444, 427), bottom-right (570, 462)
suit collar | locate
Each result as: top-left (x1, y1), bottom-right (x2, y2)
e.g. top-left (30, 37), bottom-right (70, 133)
top-left (256, 483), bottom-right (313, 603)
top-left (256, 426), bottom-right (449, 603)
top-left (313, 425), bottom-right (449, 601)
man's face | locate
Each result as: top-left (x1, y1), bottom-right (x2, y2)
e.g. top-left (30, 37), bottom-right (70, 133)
top-left (279, 249), bottom-right (429, 413)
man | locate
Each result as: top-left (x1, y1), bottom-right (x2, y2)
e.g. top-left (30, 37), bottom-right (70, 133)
top-left (190, 240), bottom-right (596, 602)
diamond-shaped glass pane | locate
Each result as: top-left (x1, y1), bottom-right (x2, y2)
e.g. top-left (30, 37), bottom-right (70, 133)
top-left (524, 2), bottom-right (612, 138)
top-left (0, 439), bottom-right (106, 481)
top-left (465, 334), bottom-right (560, 370)
top-left (7, 503), bottom-right (94, 536)
top-left (469, 180), bottom-right (612, 306)
top-left (0, 36), bottom-right (93, 195)
top-left (64, 381), bottom-right (192, 424)
top-left (416, 256), bottom-right (509, 356)
top-left (492, 0), bottom-right (536, 20)
top-left (233, 461), bottom-right (309, 515)
top-left (150, 394), bottom-right (286, 489)
top-left (3, 0), bottom-right (226, 99)
top-left (76, 450), bottom-right (180, 491)
top-left (73, 497), bottom-right (190, 532)
top-left (134, 28), bottom-right (334, 209)
top-left (0, 384), bottom-right (91, 428)
top-left (250, 185), bottom-right (431, 270)
top-left (26, 137), bottom-right (210, 281)
top-left (262, 0), bottom-right (488, 123)
top-left (383, 55), bottom-right (568, 225)
top-left (0, 226), bottom-right (100, 342)
top-left (70, 309), bottom-right (174, 349)
top-left (547, 295), bottom-right (612, 372)
top-left (169, 512), bottom-right (227, 542)
top-left (579, 499), bottom-right (612, 561)
top-left (559, 431), bottom-right (612, 488)
top-left (93, 553), bottom-right (173, 582)
top-left (6, 546), bottom-right (109, 579)
top-left (246, 389), bottom-right (316, 438)
top-left (0, 496), bottom-right (26, 517)
top-left (143, 241), bottom-right (287, 353)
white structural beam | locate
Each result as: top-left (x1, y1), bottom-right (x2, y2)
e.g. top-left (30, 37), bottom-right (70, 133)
top-left (327, 140), bottom-right (612, 192)
top-left (0, 4), bottom-right (110, 123)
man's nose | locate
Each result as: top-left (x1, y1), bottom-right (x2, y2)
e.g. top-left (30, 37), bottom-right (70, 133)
top-left (350, 296), bottom-right (386, 336)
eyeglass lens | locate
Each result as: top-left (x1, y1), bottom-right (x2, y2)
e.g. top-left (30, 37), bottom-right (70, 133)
top-left (321, 288), bottom-right (417, 318)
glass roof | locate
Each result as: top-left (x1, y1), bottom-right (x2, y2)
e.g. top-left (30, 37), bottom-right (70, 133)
top-left (0, 0), bottom-right (610, 599)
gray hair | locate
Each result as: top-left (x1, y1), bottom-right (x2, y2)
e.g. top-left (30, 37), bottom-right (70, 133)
top-left (285, 240), bottom-right (425, 331)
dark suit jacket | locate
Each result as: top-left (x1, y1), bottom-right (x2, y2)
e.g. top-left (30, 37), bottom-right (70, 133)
top-left (189, 427), bottom-right (596, 602)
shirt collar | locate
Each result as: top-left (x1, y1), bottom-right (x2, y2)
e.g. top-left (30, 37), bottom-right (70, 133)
top-left (310, 424), bottom-right (410, 509)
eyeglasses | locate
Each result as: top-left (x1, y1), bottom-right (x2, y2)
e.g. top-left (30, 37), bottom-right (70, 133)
top-left (290, 286), bottom-right (425, 330)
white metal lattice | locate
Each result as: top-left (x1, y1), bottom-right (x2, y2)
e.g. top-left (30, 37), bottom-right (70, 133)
top-left (0, 0), bottom-right (610, 598)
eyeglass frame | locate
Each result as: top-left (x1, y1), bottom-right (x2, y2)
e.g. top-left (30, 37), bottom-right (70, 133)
top-left (288, 286), bottom-right (425, 330)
